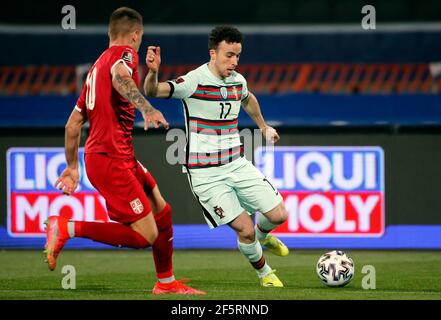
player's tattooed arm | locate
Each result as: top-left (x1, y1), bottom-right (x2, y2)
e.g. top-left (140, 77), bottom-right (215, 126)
top-left (112, 62), bottom-right (169, 130)
top-left (113, 72), bottom-right (156, 114)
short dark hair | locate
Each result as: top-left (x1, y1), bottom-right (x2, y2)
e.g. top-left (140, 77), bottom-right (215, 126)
top-left (108, 7), bottom-right (143, 39)
top-left (208, 26), bottom-right (243, 50)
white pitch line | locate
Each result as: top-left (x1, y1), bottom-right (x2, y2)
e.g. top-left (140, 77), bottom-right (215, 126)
top-left (0, 289), bottom-right (440, 296)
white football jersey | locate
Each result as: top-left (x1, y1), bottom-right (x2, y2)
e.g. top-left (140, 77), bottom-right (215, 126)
top-left (168, 63), bottom-right (249, 170)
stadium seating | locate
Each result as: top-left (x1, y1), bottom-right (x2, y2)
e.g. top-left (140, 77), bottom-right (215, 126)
top-left (1, 63), bottom-right (440, 96)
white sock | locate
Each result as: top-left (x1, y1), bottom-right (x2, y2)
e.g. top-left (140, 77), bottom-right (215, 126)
top-left (255, 213), bottom-right (279, 241)
top-left (158, 275), bottom-right (176, 284)
top-left (237, 238), bottom-right (272, 278)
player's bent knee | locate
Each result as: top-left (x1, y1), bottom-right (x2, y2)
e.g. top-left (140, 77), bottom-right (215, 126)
top-left (130, 213), bottom-right (159, 245)
top-left (237, 228), bottom-right (256, 244)
top-left (142, 228), bottom-right (158, 245)
top-left (150, 229), bottom-right (159, 244)
top-left (279, 204), bottom-right (289, 223)
top-left (266, 202), bottom-right (289, 225)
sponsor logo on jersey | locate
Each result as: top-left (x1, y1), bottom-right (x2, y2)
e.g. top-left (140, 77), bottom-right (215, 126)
top-left (130, 198), bottom-right (144, 214)
top-left (175, 77), bottom-right (185, 84)
top-left (220, 87), bottom-right (228, 100)
top-left (232, 86), bottom-right (239, 100)
top-left (122, 51), bottom-right (133, 64)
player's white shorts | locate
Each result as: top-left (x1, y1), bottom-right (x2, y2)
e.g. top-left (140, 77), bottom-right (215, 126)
top-left (186, 156), bottom-right (283, 228)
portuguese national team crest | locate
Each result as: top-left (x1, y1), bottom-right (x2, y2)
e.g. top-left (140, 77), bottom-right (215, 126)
top-left (213, 206), bottom-right (225, 219)
top-left (232, 86), bottom-right (239, 100)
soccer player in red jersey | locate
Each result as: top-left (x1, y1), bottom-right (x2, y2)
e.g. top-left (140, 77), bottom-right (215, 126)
top-left (44, 7), bottom-right (204, 295)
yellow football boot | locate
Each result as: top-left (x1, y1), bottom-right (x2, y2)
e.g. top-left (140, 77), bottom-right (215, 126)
top-left (260, 270), bottom-right (284, 287)
top-left (260, 234), bottom-right (289, 257)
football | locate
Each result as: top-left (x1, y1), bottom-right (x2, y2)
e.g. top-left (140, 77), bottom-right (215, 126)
top-left (316, 250), bottom-right (355, 287)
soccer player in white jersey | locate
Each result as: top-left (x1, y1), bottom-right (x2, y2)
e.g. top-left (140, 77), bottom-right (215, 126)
top-left (144, 26), bottom-right (289, 287)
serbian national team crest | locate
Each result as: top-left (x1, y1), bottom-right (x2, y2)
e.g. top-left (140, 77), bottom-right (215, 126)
top-left (220, 87), bottom-right (228, 100)
top-left (232, 86), bottom-right (239, 100)
top-left (130, 198), bottom-right (144, 214)
top-left (213, 206), bottom-right (225, 219)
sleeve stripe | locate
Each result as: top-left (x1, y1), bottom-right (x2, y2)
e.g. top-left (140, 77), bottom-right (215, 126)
top-left (74, 105), bottom-right (82, 113)
top-left (110, 59), bottom-right (133, 77)
top-left (166, 81), bottom-right (175, 99)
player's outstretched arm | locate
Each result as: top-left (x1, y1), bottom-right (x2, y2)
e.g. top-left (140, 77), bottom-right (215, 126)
top-left (242, 92), bottom-right (280, 143)
top-left (112, 62), bottom-right (169, 130)
top-left (144, 46), bottom-right (172, 98)
top-left (55, 109), bottom-right (85, 195)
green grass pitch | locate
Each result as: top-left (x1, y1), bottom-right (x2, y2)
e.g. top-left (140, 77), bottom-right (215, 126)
top-left (0, 249), bottom-right (440, 300)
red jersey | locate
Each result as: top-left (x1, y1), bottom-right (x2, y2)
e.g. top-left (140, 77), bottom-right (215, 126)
top-left (75, 45), bottom-right (140, 159)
